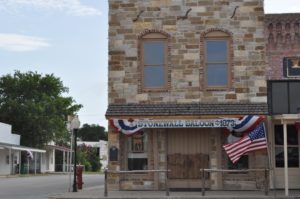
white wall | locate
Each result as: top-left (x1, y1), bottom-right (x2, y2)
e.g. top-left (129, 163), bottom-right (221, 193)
top-left (40, 153), bottom-right (47, 173)
top-left (0, 149), bottom-right (10, 175)
top-left (10, 134), bottom-right (20, 145)
top-left (0, 122), bottom-right (20, 145)
top-left (99, 140), bottom-right (108, 169)
top-left (46, 149), bottom-right (55, 172)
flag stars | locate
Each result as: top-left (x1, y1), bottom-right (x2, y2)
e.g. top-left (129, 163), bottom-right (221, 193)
top-left (249, 124), bottom-right (265, 141)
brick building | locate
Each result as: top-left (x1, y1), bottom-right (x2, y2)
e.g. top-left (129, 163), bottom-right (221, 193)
top-left (106, 0), bottom-right (300, 191)
top-left (265, 14), bottom-right (300, 190)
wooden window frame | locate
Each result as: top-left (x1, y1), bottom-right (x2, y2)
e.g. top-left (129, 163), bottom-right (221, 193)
top-left (126, 132), bottom-right (149, 171)
top-left (274, 124), bottom-right (300, 168)
top-left (119, 131), bottom-right (154, 182)
top-left (139, 32), bottom-right (170, 92)
top-left (202, 30), bottom-right (233, 91)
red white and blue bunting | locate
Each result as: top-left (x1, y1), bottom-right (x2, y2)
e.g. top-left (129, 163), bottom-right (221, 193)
top-left (109, 119), bottom-right (142, 135)
top-left (109, 115), bottom-right (264, 136)
top-left (226, 115), bottom-right (264, 134)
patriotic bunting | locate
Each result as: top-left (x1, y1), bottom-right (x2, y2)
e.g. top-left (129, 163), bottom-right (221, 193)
top-left (109, 119), bottom-right (142, 135)
top-left (110, 115), bottom-right (264, 137)
top-left (227, 115), bottom-right (264, 134)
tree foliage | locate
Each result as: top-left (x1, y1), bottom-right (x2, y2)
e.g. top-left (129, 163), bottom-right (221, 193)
top-left (78, 144), bottom-right (101, 172)
top-left (78, 124), bottom-right (107, 141)
top-left (0, 71), bottom-right (82, 148)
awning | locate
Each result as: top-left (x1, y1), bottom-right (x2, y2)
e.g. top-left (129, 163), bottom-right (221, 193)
top-left (10, 146), bottom-right (46, 153)
top-left (46, 144), bottom-right (71, 152)
top-left (0, 142), bottom-right (46, 153)
top-left (106, 103), bottom-right (268, 117)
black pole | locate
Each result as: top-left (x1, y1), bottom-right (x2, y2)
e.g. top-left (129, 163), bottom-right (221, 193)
top-left (72, 128), bottom-right (78, 192)
top-left (201, 168), bottom-right (205, 196)
top-left (264, 168), bottom-right (269, 196)
top-left (104, 168), bottom-right (108, 197)
top-left (165, 170), bottom-right (169, 196)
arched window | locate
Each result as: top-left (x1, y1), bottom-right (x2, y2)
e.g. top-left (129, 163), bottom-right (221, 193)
top-left (202, 30), bottom-right (232, 89)
top-left (139, 31), bottom-right (169, 91)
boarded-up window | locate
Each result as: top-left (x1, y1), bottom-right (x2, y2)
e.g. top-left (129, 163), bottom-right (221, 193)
top-left (167, 129), bottom-right (209, 179)
top-left (268, 80), bottom-right (300, 114)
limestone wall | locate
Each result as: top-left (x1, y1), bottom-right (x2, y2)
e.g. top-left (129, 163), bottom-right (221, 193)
top-left (109, 0), bottom-right (267, 104)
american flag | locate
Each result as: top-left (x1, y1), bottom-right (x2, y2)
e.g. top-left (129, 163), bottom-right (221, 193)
top-left (223, 123), bottom-right (267, 164)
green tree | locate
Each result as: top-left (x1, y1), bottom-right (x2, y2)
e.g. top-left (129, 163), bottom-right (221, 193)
top-left (0, 71), bottom-right (82, 148)
top-left (77, 124), bottom-right (107, 141)
top-left (78, 144), bottom-right (101, 171)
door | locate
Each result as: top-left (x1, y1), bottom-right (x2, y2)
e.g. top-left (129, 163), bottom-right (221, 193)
top-left (273, 124), bottom-right (300, 189)
top-left (167, 128), bottom-right (210, 189)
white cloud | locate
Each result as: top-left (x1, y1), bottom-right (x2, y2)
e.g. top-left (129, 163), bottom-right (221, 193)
top-left (2, 0), bottom-right (102, 16)
top-left (0, 33), bottom-right (50, 52)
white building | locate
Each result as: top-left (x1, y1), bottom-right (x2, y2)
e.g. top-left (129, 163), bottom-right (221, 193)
top-left (0, 122), bottom-right (46, 175)
top-left (45, 142), bottom-right (72, 173)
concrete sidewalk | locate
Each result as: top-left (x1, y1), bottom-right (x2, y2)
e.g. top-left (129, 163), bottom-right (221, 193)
top-left (49, 187), bottom-right (300, 199)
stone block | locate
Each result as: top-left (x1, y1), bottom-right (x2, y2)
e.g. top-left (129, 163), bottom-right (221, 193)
top-left (109, 71), bottom-right (125, 78)
top-left (250, 96), bottom-right (267, 103)
top-left (240, 20), bottom-right (256, 27)
top-left (183, 53), bottom-right (199, 60)
top-left (190, 7), bottom-right (206, 13)
top-left (163, 25), bottom-right (177, 32)
top-left (134, 22), bottom-right (152, 31)
top-left (225, 94), bottom-right (237, 99)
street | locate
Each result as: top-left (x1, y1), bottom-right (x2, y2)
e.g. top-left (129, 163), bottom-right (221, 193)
top-left (0, 174), bottom-right (104, 199)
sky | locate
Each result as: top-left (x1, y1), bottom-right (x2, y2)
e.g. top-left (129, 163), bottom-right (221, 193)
top-left (0, 0), bottom-right (299, 130)
top-left (0, 0), bottom-right (108, 128)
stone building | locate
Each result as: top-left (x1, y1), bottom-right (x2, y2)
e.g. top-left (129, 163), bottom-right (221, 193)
top-left (106, 0), bottom-right (269, 191)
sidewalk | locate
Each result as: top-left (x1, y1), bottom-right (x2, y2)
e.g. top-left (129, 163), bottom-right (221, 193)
top-left (50, 187), bottom-right (300, 199)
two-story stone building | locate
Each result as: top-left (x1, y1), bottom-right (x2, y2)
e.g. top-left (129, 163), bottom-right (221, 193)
top-left (106, 0), bottom-right (270, 191)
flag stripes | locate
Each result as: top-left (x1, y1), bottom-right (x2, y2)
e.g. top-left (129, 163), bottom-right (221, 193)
top-left (223, 123), bottom-right (267, 163)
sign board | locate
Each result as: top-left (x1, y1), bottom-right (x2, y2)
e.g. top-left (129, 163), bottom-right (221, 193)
top-left (109, 146), bottom-right (118, 161)
top-left (136, 119), bottom-right (236, 128)
top-left (283, 57), bottom-right (300, 77)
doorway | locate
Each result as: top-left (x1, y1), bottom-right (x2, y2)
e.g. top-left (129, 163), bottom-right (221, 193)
top-left (167, 128), bottom-right (210, 189)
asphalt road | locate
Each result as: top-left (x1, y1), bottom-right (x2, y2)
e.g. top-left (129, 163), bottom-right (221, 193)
top-left (0, 174), bottom-right (104, 199)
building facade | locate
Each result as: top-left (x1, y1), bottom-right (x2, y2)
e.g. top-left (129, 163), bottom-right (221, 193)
top-left (265, 14), bottom-right (300, 190)
top-left (0, 122), bottom-right (46, 175)
top-left (106, 0), bottom-right (269, 190)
